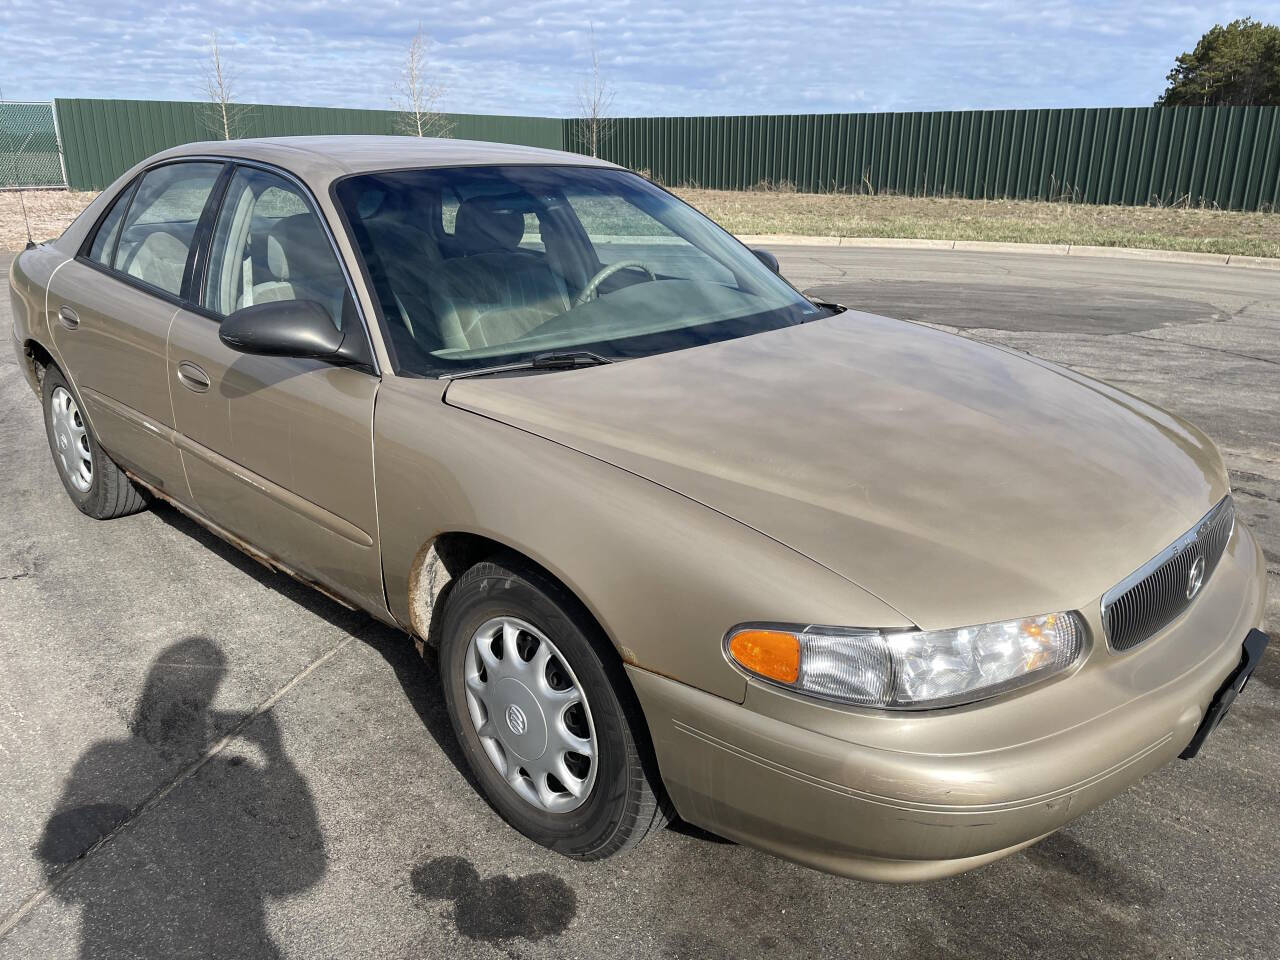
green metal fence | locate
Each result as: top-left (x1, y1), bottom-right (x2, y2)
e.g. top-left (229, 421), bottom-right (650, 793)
top-left (54, 98), bottom-right (563, 190)
top-left (46, 100), bottom-right (1280, 211)
top-left (0, 101), bottom-right (66, 188)
top-left (585, 107), bottom-right (1280, 211)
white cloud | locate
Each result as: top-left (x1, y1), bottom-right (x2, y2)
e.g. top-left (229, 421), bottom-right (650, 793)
top-left (1, 1), bottom-right (1278, 114)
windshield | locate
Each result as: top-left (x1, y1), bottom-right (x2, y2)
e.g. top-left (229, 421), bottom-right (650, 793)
top-left (333, 165), bottom-right (823, 376)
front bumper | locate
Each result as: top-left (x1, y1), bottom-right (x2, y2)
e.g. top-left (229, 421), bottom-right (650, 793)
top-left (630, 521), bottom-right (1269, 883)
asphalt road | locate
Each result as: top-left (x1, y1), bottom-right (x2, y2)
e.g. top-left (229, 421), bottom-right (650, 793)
top-left (1, 247), bottom-right (1277, 960)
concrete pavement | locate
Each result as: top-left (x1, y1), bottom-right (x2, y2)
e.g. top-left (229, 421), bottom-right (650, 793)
top-left (740, 233), bottom-right (1280, 269)
top-left (1, 247), bottom-right (1277, 959)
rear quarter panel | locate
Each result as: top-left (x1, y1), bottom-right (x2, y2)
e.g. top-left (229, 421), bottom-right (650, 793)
top-left (9, 245), bottom-right (71, 393)
top-left (373, 375), bottom-right (910, 702)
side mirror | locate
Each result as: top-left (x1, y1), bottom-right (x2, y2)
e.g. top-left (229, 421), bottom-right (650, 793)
top-left (751, 248), bottom-right (780, 274)
top-left (219, 300), bottom-right (363, 364)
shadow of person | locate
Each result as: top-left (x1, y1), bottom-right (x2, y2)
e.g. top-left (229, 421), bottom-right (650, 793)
top-left (35, 636), bottom-right (325, 960)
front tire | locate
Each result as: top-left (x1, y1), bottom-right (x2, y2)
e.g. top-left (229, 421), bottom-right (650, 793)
top-left (41, 365), bottom-right (146, 520)
top-left (439, 557), bottom-right (669, 859)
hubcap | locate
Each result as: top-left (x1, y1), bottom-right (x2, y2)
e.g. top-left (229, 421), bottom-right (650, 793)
top-left (462, 616), bottom-right (598, 813)
top-left (49, 386), bottom-right (92, 492)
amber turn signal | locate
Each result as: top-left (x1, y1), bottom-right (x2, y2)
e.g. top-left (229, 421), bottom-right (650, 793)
top-left (728, 629), bottom-right (801, 684)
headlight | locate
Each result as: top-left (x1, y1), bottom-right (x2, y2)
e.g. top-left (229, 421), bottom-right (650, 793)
top-left (726, 613), bottom-right (1085, 709)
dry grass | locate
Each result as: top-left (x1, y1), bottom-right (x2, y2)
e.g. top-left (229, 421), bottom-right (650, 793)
top-left (675, 188), bottom-right (1280, 259)
top-left (0, 190), bottom-right (96, 251)
top-left (3, 187), bottom-right (1278, 259)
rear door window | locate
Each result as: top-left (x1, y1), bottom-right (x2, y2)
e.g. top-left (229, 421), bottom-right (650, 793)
top-left (85, 181), bottom-right (136, 265)
top-left (112, 162), bottom-right (223, 296)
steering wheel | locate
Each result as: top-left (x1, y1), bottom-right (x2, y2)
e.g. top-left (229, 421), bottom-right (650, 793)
top-left (572, 260), bottom-right (658, 305)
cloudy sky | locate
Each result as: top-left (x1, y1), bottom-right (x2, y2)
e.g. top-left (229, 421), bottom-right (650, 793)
top-left (2, 1), bottom-right (1278, 116)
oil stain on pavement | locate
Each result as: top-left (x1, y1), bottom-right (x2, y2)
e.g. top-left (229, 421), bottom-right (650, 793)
top-left (411, 855), bottom-right (576, 941)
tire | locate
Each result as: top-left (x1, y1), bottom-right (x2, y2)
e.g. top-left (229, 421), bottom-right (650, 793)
top-left (439, 557), bottom-right (670, 859)
top-left (41, 365), bottom-right (146, 520)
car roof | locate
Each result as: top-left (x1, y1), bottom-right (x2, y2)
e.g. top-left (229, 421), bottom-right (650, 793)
top-left (148, 135), bottom-right (620, 186)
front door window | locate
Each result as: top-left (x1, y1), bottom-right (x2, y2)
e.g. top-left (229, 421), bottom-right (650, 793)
top-left (203, 167), bottom-right (351, 329)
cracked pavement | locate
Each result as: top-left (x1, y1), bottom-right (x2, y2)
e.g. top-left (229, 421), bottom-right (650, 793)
top-left (1, 247), bottom-right (1277, 959)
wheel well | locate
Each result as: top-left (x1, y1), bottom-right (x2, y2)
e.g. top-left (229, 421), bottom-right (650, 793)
top-left (407, 532), bottom-right (618, 661)
top-left (415, 532), bottom-right (674, 827)
top-left (23, 338), bottom-right (55, 387)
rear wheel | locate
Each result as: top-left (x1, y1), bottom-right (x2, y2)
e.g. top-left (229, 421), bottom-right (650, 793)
top-left (41, 366), bottom-right (146, 520)
top-left (439, 557), bottom-right (669, 859)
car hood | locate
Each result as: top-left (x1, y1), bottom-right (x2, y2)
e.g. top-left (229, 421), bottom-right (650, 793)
top-left (445, 311), bottom-right (1229, 630)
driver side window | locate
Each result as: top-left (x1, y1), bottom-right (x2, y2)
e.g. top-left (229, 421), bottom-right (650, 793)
top-left (203, 167), bottom-right (351, 329)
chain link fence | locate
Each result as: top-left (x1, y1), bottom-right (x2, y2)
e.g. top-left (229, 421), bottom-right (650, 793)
top-left (0, 101), bottom-right (68, 189)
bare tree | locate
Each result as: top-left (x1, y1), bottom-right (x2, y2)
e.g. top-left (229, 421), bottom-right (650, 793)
top-left (202, 32), bottom-right (249, 140)
top-left (394, 25), bottom-right (453, 138)
top-left (575, 22), bottom-right (615, 157)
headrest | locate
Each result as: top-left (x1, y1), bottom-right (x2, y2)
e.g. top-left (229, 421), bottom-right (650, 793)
top-left (266, 214), bottom-right (331, 281)
top-left (453, 196), bottom-right (525, 255)
top-left (355, 187), bottom-right (387, 219)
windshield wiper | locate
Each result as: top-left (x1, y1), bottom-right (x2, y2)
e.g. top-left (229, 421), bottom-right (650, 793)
top-left (806, 296), bottom-right (847, 316)
top-left (442, 351), bottom-right (614, 380)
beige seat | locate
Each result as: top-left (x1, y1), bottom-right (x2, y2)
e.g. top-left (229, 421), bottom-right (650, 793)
top-left (238, 215), bottom-right (348, 326)
top-left (125, 231), bottom-right (189, 295)
top-left (361, 205), bottom-right (443, 345)
top-left (429, 197), bottom-right (570, 350)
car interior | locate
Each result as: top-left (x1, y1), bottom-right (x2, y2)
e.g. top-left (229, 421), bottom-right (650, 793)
top-left (84, 162), bottom-right (807, 378)
top-left (87, 163), bottom-right (355, 333)
top-left (352, 185), bottom-right (602, 365)
top-left (204, 174), bottom-right (351, 329)
top-left (346, 175), bottom-right (734, 371)
top-left (97, 164), bottom-right (223, 297)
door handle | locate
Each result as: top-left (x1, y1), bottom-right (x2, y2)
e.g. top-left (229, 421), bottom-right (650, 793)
top-left (57, 305), bottom-right (79, 329)
top-left (176, 360), bottom-right (211, 393)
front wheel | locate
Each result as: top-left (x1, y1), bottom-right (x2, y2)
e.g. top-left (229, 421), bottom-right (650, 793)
top-left (41, 365), bottom-right (146, 520)
top-left (439, 557), bottom-right (669, 859)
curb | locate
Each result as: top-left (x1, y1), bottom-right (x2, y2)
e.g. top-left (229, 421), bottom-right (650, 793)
top-left (735, 235), bottom-right (1280, 270)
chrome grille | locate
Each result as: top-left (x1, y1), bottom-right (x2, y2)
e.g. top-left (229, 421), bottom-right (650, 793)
top-left (1101, 496), bottom-right (1235, 652)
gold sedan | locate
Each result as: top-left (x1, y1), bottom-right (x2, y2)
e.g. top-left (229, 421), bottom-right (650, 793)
top-left (9, 136), bottom-right (1270, 881)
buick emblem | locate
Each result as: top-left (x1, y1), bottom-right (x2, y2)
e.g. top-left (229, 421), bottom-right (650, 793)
top-left (505, 704), bottom-right (528, 736)
top-left (1186, 554), bottom-right (1206, 600)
